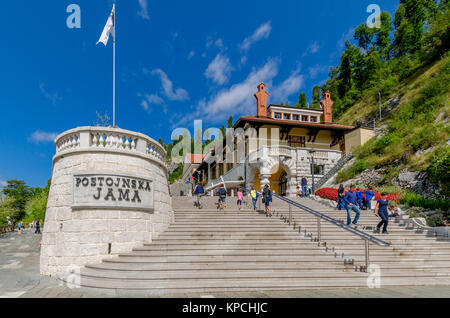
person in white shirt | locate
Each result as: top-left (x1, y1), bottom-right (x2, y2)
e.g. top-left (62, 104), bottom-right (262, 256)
top-left (388, 204), bottom-right (402, 217)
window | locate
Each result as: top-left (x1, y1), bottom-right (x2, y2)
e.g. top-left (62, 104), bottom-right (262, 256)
top-left (310, 116), bottom-right (317, 122)
top-left (301, 115), bottom-right (309, 122)
top-left (292, 114), bottom-right (300, 121)
top-left (283, 113), bottom-right (291, 120)
top-left (310, 164), bottom-right (324, 175)
top-left (274, 112), bottom-right (282, 119)
top-left (289, 135), bottom-right (305, 148)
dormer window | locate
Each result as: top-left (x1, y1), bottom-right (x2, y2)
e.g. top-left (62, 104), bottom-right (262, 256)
top-left (293, 114), bottom-right (299, 121)
top-left (310, 116), bottom-right (317, 122)
top-left (283, 113), bottom-right (291, 120)
top-left (274, 112), bottom-right (282, 119)
top-left (301, 115), bottom-right (309, 122)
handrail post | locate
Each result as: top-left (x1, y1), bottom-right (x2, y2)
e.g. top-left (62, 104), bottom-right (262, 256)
top-left (317, 217), bottom-right (321, 244)
top-left (365, 239), bottom-right (370, 272)
top-left (289, 204), bottom-right (292, 225)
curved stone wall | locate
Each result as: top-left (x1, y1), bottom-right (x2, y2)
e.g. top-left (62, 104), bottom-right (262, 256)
top-left (40, 127), bottom-right (174, 277)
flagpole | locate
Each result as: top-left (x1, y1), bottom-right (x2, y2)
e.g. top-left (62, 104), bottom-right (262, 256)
top-left (113, 4), bottom-right (116, 127)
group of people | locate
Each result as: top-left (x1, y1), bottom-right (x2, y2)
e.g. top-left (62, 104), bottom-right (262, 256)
top-left (337, 184), bottom-right (402, 234)
top-left (15, 220), bottom-right (41, 234)
top-left (337, 185), bottom-right (375, 210)
top-left (192, 182), bottom-right (273, 217)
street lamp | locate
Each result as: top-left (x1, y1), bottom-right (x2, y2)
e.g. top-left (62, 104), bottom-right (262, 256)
top-left (309, 149), bottom-right (316, 195)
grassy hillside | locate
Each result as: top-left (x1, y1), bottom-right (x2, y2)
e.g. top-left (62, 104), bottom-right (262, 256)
top-left (335, 53), bottom-right (449, 198)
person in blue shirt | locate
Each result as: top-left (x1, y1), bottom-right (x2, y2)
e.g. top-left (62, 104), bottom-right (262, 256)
top-left (193, 182), bottom-right (205, 208)
top-left (217, 185), bottom-right (227, 210)
top-left (375, 192), bottom-right (390, 234)
top-left (337, 184), bottom-right (345, 210)
top-left (356, 188), bottom-right (365, 209)
top-left (364, 186), bottom-right (375, 210)
top-left (343, 185), bottom-right (361, 226)
top-left (301, 176), bottom-right (308, 197)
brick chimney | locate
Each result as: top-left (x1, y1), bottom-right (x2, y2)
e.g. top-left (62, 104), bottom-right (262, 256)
top-left (254, 83), bottom-right (269, 117)
top-left (320, 91), bottom-right (334, 124)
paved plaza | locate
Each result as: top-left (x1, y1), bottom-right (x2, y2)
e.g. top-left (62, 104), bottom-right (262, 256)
top-left (1, 229), bottom-right (450, 298)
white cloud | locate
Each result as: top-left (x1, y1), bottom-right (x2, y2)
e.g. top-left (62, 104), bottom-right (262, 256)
top-left (205, 54), bottom-right (233, 85)
top-left (271, 65), bottom-right (304, 103)
top-left (29, 131), bottom-right (59, 143)
top-left (137, 0), bottom-right (150, 20)
top-left (146, 69), bottom-right (189, 101)
top-left (144, 93), bottom-right (164, 104)
top-left (179, 59), bottom-right (279, 125)
top-left (0, 180), bottom-right (7, 188)
top-left (141, 100), bottom-right (149, 111)
top-left (338, 27), bottom-right (355, 50)
top-left (187, 50), bottom-right (195, 60)
top-left (308, 64), bottom-right (329, 79)
top-left (239, 21), bottom-right (272, 52)
top-left (39, 82), bottom-right (61, 105)
top-left (303, 41), bottom-right (321, 56)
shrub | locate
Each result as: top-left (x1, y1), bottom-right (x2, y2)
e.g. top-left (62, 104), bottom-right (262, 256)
top-left (401, 192), bottom-right (450, 211)
top-left (427, 147), bottom-right (450, 196)
top-left (427, 213), bottom-right (445, 227)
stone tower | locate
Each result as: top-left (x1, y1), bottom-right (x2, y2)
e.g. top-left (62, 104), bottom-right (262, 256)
top-left (254, 83), bottom-right (269, 117)
top-left (320, 91), bottom-right (334, 124)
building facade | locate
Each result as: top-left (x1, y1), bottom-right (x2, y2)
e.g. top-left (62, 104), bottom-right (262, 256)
top-left (192, 83), bottom-right (373, 197)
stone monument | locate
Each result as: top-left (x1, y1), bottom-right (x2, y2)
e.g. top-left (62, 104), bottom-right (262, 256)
top-left (40, 126), bottom-right (174, 277)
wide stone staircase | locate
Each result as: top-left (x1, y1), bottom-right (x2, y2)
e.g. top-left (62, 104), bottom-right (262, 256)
top-left (78, 196), bottom-right (450, 295)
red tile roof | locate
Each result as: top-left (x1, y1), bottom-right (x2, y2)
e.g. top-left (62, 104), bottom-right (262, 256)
top-left (235, 116), bottom-right (355, 130)
top-left (185, 153), bottom-right (205, 164)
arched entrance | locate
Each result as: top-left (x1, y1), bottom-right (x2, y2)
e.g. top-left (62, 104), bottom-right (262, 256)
top-left (268, 165), bottom-right (288, 195)
top-left (279, 171), bottom-right (288, 196)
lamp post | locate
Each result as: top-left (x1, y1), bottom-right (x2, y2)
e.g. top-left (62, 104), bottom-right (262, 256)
top-left (309, 149), bottom-right (316, 195)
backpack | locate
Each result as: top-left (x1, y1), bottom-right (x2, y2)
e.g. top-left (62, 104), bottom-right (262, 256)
top-left (219, 188), bottom-right (226, 196)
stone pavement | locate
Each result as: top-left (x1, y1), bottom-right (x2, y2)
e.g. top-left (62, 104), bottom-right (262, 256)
top-left (0, 228), bottom-right (43, 298)
top-left (1, 227), bottom-right (450, 298)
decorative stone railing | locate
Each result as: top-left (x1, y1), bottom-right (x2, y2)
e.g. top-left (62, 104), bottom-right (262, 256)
top-left (309, 150), bottom-right (329, 159)
top-left (267, 145), bottom-right (293, 158)
top-left (54, 126), bottom-right (167, 167)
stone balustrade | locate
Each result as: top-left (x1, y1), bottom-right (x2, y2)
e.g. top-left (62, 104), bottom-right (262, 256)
top-left (54, 126), bottom-right (167, 168)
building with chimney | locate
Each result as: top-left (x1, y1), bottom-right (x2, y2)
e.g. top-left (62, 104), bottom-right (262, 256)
top-left (190, 83), bottom-right (374, 197)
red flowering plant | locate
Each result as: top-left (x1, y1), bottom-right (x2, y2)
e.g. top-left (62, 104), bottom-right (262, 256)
top-left (316, 187), bottom-right (401, 203)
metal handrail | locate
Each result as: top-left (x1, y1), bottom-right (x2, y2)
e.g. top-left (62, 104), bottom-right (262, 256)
top-left (272, 193), bottom-right (390, 247)
top-left (238, 185), bottom-right (389, 272)
top-left (238, 185), bottom-right (388, 246)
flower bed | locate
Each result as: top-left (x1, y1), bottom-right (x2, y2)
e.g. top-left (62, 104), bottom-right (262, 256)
top-left (315, 187), bottom-right (401, 203)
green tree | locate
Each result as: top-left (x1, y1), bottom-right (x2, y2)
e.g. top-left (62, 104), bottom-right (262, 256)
top-left (311, 86), bottom-right (321, 109)
top-left (1, 180), bottom-right (34, 220)
top-left (373, 12), bottom-right (393, 60)
top-left (24, 179), bottom-right (51, 223)
top-left (354, 23), bottom-right (374, 51)
top-left (227, 116), bottom-right (234, 128)
top-left (394, 0), bottom-right (438, 56)
top-left (297, 93), bottom-right (307, 108)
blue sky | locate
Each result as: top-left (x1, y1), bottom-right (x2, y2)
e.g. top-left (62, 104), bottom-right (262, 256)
top-left (0, 0), bottom-right (400, 187)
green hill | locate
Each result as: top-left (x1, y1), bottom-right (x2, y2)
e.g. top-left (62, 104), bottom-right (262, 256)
top-left (313, 1), bottom-right (449, 208)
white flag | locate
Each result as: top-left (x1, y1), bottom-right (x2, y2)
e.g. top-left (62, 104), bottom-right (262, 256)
top-left (97, 5), bottom-right (115, 46)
